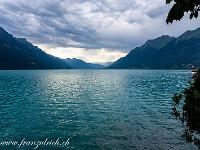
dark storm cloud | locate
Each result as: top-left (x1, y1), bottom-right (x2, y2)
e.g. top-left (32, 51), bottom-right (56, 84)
top-left (0, 0), bottom-right (200, 54)
top-left (0, 0), bottom-right (98, 47)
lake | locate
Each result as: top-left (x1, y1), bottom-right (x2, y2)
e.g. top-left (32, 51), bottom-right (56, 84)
top-left (0, 70), bottom-right (197, 150)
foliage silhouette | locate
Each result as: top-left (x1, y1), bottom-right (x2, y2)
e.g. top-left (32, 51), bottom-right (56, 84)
top-left (172, 68), bottom-right (200, 148)
top-left (166, 0), bottom-right (200, 23)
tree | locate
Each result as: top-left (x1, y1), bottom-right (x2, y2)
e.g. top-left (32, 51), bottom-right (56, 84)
top-left (167, 0), bottom-right (200, 148)
top-left (172, 68), bottom-right (200, 148)
top-left (166, 0), bottom-right (200, 24)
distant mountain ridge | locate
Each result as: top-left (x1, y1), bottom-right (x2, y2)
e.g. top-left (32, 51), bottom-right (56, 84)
top-left (0, 27), bottom-right (71, 70)
top-left (64, 58), bottom-right (105, 69)
top-left (2, 26), bottom-right (200, 70)
top-left (99, 62), bottom-right (113, 67)
top-left (108, 28), bottom-right (200, 69)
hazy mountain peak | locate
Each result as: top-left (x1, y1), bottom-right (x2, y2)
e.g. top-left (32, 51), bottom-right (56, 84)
top-left (64, 58), bottom-right (105, 69)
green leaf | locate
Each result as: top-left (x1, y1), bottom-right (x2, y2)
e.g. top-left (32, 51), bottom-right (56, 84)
top-left (172, 93), bottom-right (183, 105)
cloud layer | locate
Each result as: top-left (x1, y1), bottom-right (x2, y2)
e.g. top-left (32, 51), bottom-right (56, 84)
top-left (0, 0), bottom-right (200, 62)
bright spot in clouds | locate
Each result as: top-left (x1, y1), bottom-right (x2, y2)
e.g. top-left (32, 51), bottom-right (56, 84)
top-left (0, 0), bottom-right (200, 62)
top-left (38, 45), bottom-right (127, 63)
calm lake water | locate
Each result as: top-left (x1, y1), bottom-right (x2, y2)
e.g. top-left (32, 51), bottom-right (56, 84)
top-left (0, 70), bottom-right (198, 150)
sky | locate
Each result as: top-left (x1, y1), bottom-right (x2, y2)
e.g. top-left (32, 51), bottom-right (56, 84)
top-left (0, 0), bottom-right (200, 63)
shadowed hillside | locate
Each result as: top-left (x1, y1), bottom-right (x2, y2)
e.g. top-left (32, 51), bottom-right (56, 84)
top-left (0, 27), bottom-right (71, 70)
top-left (108, 28), bottom-right (200, 69)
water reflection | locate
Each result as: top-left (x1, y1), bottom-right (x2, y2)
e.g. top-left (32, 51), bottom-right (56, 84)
top-left (0, 70), bottom-right (197, 150)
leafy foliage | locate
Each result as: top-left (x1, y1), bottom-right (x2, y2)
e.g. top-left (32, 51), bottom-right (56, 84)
top-left (166, 0), bottom-right (200, 23)
top-left (172, 68), bottom-right (200, 148)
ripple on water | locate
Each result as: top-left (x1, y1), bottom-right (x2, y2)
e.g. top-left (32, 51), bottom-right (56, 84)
top-left (0, 70), bottom-right (197, 150)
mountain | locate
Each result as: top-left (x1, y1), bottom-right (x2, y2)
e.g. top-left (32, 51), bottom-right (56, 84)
top-left (64, 58), bottom-right (93, 69)
top-left (63, 58), bottom-right (105, 69)
top-left (0, 27), bottom-right (71, 70)
top-left (99, 62), bottom-right (114, 67)
top-left (87, 63), bottom-right (105, 69)
top-left (108, 28), bottom-right (200, 69)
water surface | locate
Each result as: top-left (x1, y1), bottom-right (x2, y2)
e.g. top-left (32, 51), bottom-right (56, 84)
top-left (0, 70), bottom-right (197, 149)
